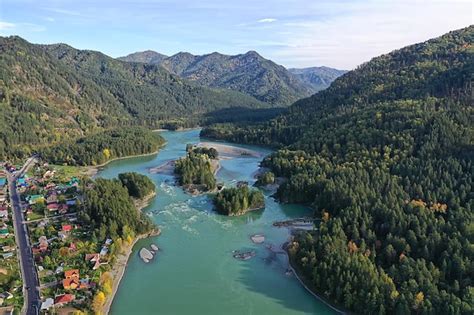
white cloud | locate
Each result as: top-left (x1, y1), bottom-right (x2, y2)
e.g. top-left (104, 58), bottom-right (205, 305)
top-left (0, 21), bottom-right (15, 31)
top-left (0, 20), bottom-right (46, 34)
top-left (44, 17), bottom-right (55, 22)
top-left (270, 0), bottom-right (473, 69)
top-left (43, 7), bottom-right (82, 17)
top-left (257, 18), bottom-right (277, 23)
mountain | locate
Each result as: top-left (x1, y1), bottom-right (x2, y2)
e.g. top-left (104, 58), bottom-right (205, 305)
top-left (118, 50), bottom-right (346, 105)
top-left (288, 66), bottom-right (347, 91)
top-left (118, 50), bottom-right (168, 64)
top-left (202, 26), bottom-right (473, 314)
top-left (0, 36), bottom-right (267, 159)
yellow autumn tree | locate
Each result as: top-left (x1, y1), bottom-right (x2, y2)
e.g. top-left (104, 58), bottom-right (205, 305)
top-left (103, 148), bottom-right (111, 160)
top-left (414, 291), bottom-right (424, 309)
top-left (92, 291), bottom-right (106, 314)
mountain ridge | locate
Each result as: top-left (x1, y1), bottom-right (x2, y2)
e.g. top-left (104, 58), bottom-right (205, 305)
top-left (118, 49), bottom-right (346, 105)
top-left (0, 35), bottom-right (268, 159)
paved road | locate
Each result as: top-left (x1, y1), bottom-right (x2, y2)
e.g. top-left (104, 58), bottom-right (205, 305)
top-left (7, 157), bottom-right (40, 315)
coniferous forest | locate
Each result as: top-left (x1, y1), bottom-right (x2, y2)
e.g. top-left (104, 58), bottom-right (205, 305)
top-left (202, 27), bottom-right (474, 314)
top-left (40, 127), bottom-right (165, 166)
top-left (82, 176), bottom-right (155, 241)
top-left (214, 185), bottom-right (265, 216)
top-left (174, 145), bottom-right (217, 191)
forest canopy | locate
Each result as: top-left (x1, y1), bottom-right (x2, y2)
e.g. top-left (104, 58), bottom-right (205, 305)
top-left (82, 176), bottom-right (155, 241)
top-left (214, 185), bottom-right (265, 216)
top-left (202, 27), bottom-right (474, 314)
top-left (174, 145), bottom-right (217, 192)
top-left (118, 172), bottom-right (156, 199)
top-left (39, 127), bottom-right (165, 166)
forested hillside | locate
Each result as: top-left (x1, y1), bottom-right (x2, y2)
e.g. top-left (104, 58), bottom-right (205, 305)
top-left (288, 66), bottom-right (347, 92)
top-left (0, 36), bottom-right (266, 160)
top-left (40, 127), bottom-right (164, 166)
top-left (202, 27), bottom-right (474, 314)
top-left (120, 50), bottom-right (345, 105)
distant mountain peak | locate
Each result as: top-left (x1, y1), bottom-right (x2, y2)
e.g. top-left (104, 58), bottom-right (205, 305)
top-left (118, 50), bottom-right (168, 64)
top-left (118, 48), bottom-right (345, 105)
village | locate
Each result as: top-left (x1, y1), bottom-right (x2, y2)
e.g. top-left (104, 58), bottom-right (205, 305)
top-left (1, 162), bottom-right (117, 314)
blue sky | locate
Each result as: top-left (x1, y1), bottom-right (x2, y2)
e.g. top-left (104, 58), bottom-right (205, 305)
top-left (0, 0), bottom-right (472, 69)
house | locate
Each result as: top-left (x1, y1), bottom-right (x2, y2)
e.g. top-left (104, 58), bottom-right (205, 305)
top-left (85, 253), bottom-right (100, 262)
top-left (58, 204), bottom-right (69, 214)
top-left (42, 170), bottom-right (55, 180)
top-left (2, 245), bottom-right (15, 252)
top-left (45, 182), bottom-right (56, 190)
top-left (27, 195), bottom-right (45, 205)
top-left (63, 269), bottom-right (80, 290)
top-left (47, 202), bottom-right (59, 212)
top-left (54, 294), bottom-right (75, 306)
top-left (0, 228), bottom-right (9, 238)
top-left (63, 277), bottom-right (80, 290)
top-left (66, 199), bottom-right (77, 206)
top-left (69, 242), bottom-right (77, 252)
top-left (99, 246), bottom-right (108, 257)
top-left (17, 177), bottom-right (26, 187)
top-left (93, 259), bottom-right (102, 270)
top-left (0, 210), bottom-right (8, 219)
top-left (85, 253), bottom-right (102, 270)
top-left (105, 238), bottom-right (113, 246)
top-left (46, 193), bottom-right (58, 204)
top-left (62, 225), bottom-right (73, 233)
top-left (2, 252), bottom-right (13, 259)
top-left (40, 298), bottom-right (54, 311)
top-left (64, 269), bottom-right (79, 279)
top-left (0, 292), bottom-right (13, 299)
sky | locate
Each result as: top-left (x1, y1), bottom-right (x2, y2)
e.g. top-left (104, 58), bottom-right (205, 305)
top-left (0, 0), bottom-right (472, 69)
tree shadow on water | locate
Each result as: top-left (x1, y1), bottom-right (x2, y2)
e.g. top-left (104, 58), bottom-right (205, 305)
top-left (235, 249), bottom-right (336, 315)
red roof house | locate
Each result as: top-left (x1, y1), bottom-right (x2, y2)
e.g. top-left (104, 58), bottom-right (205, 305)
top-left (62, 225), bottom-right (73, 233)
top-left (54, 294), bottom-right (75, 306)
top-left (47, 203), bottom-right (59, 212)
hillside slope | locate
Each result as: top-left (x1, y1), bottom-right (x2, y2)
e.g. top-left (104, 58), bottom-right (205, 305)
top-left (202, 26), bottom-right (474, 314)
top-left (288, 66), bottom-right (347, 92)
top-left (0, 36), bottom-right (266, 159)
top-left (118, 50), bottom-right (168, 64)
top-left (119, 50), bottom-right (346, 105)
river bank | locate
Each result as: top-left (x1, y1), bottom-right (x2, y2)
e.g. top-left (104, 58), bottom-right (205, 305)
top-left (101, 193), bottom-right (160, 315)
top-left (283, 241), bottom-right (347, 315)
top-left (85, 149), bottom-right (163, 178)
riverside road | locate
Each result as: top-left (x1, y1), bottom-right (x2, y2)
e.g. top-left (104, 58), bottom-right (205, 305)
top-left (7, 157), bottom-right (40, 315)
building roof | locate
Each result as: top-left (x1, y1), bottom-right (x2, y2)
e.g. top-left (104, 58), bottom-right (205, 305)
top-left (47, 203), bottom-right (59, 210)
top-left (54, 294), bottom-right (75, 305)
top-left (62, 277), bottom-right (80, 289)
top-left (64, 269), bottom-right (79, 279)
top-left (40, 298), bottom-right (54, 310)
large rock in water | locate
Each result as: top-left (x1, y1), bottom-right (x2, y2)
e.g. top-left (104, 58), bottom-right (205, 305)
top-left (251, 234), bottom-right (265, 244)
top-left (139, 248), bottom-right (154, 262)
top-left (151, 244), bottom-right (159, 251)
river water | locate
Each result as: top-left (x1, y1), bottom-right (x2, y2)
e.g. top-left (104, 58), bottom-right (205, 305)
top-left (98, 129), bottom-right (334, 315)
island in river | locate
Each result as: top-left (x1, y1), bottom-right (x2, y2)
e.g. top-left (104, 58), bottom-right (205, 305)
top-left (98, 129), bottom-right (337, 315)
top-left (214, 185), bottom-right (265, 216)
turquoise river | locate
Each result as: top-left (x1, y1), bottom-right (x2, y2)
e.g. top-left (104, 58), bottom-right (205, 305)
top-left (98, 129), bottom-right (335, 315)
